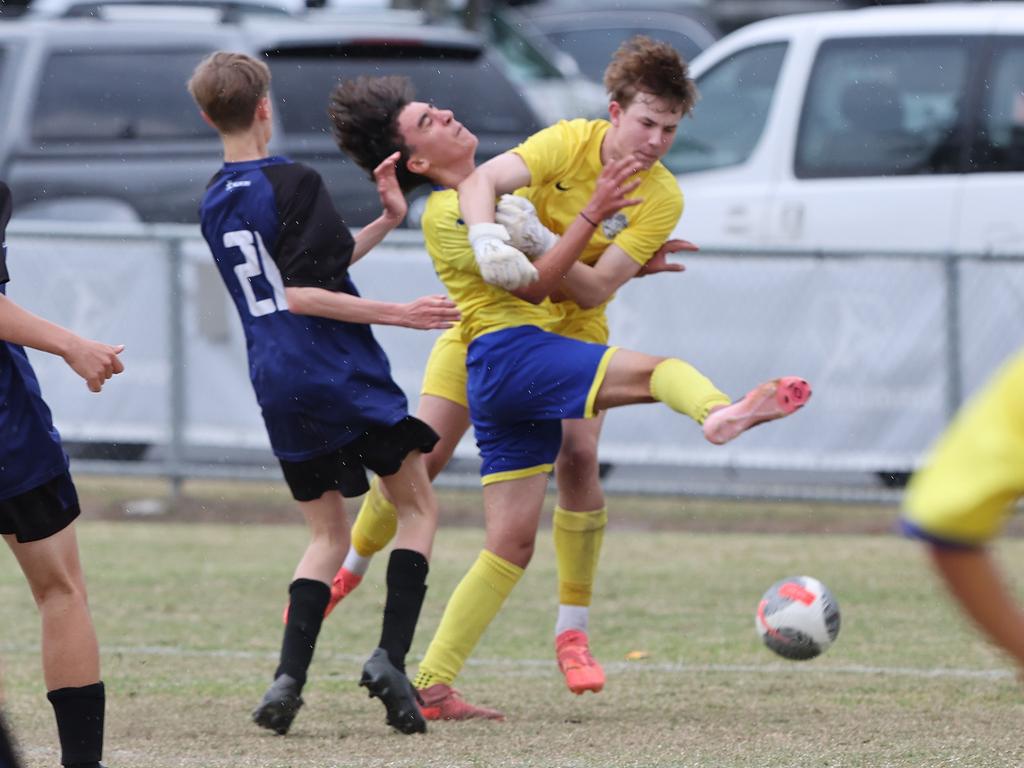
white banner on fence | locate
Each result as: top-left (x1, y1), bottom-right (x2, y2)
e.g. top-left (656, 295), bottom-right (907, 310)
top-left (8, 227), bottom-right (1023, 477)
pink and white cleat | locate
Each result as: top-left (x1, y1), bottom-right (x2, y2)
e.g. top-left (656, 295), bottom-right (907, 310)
top-left (703, 377), bottom-right (811, 445)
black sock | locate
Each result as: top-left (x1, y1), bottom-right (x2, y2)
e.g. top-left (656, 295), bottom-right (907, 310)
top-left (46, 681), bottom-right (104, 767)
top-left (0, 708), bottom-right (23, 768)
top-left (378, 549), bottom-right (429, 673)
top-left (274, 578), bottom-right (330, 687)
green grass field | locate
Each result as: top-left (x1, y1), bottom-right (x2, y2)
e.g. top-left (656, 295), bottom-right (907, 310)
top-left (3, 482), bottom-right (1024, 767)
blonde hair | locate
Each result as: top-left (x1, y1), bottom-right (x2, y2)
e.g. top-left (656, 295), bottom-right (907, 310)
top-left (187, 51), bottom-right (270, 133)
top-left (604, 35), bottom-right (697, 116)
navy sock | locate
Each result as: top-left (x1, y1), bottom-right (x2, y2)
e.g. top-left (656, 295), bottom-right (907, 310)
top-left (274, 578), bottom-right (330, 687)
top-left (46, 681), bottom-right (104, 767)
top-left (378, 549), bottom-right (429, 673)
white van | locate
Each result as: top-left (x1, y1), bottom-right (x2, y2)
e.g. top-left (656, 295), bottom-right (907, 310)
top-left (666, 3), bottom-right (1024, 254)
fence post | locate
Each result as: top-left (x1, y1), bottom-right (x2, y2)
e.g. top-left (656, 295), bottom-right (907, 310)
top-left (167, 236), bottom-right (186, 504)
top-left (944, 254), bottom-right (962, 420)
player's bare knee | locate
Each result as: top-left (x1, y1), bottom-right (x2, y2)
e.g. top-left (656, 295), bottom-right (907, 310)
top-left (394, 496), bottom-right (439, 526)
top-left (491, 536), bottom-right (535, 569)
top-left (556, 441), bottom-right (599, 476)
top-left (31, 576), bottom-right (84, 612)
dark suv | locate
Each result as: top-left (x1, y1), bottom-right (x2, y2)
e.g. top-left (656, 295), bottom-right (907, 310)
top-left (0, 13), bottom-right (542, 226)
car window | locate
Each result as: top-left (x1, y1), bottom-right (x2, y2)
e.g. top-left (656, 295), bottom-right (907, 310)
top-left (662, 42), bottom-right (786, 175)
top-left (971, 38), bottom-right (1024, 173)
top-left (32, 50), bottom-right (214, 142)
top-left (265, 46), bottom-right (540, 137)
top-left (491, 13), bottom-right (564, 82)
top-left (546, 27), bottom-right (706, 83)
top-left (796, 37), bottom-right (971, 178)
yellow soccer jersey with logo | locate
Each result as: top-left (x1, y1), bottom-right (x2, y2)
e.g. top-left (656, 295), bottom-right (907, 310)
top-left (512, 118), bottom-right (684, 343)
top-left (421, 188), bottom-right (563, 342)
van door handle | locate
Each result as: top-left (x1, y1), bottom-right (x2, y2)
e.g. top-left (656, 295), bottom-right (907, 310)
top-left (725, 205), bottom-right (751, 235)
top-left (780, 202), bottom-right (804, 239)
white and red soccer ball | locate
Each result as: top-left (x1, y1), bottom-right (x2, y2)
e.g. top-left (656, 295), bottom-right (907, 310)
top-left (755, 576), bottom-right (841, 660)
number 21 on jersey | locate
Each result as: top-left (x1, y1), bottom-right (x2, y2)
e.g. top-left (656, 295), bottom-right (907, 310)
top-left (223, 229), bottom-right (286, 317)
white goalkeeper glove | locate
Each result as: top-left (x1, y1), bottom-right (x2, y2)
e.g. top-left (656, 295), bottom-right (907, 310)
top-left (495, 194), bottom-right (560, 259)
top-left (468, 222), bottom-right (539, 291)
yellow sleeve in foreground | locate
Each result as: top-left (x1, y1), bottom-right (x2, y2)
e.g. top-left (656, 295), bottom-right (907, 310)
top-left (904, 350), bottom-right (1024, 544)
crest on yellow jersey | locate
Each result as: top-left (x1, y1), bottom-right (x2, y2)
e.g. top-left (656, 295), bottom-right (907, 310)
top-left (601, 212), bottom-right (628, 239)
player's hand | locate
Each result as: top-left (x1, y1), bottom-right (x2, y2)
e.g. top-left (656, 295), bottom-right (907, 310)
top-left (399, 295), bottom-right (460, 330)
top-left (636, 239), bottom-right (697, 278)
top-left (495, 194), bottom-right (559, 259)
top-left (468, 223), bottom-right (539, 290)
top-left (373, 151), bottom-right (407, 225)
top-left (63, 338), bottom-right (125, 392)
top-left (581, 154), bottom-right (644, 227)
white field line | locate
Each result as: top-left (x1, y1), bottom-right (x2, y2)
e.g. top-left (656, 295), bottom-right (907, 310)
top-left (0, 643), bottom-right (1013, 680)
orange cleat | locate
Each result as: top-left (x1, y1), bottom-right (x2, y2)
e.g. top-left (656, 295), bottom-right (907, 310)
top-left (703, 376), bottom-right (811, 446)
top-left (282, 567), bottom-right (363, 624)
top-left (417, 683), bottom-right (505, 721)
top-left (556, 629), bottom-right (605, 695)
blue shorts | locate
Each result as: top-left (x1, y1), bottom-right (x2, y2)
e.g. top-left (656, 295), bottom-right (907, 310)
top-left (466, 326), bottom-right (617, 485)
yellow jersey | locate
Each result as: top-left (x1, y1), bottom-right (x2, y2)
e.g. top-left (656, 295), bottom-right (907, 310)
top-left (511, 119), bottom-right (684, 340)
top-left (903, 350), bottom-right (1024, 545)
top-left (421, 188), bottom-right (564, 342)
top-left (512, 119), bottom-right (683, 269)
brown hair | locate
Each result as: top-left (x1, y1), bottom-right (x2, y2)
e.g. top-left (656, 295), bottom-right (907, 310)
top-left (328, 75), bottom-right (428, 194)
top-left (603, 35), bottom-right (697, 116)
top-left (187, 51), bottom-right (270, 134)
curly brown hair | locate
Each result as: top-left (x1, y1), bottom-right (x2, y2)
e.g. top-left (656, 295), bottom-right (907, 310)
top-left (187, 51), bottom-right (270, 134)
top-left (327, 75), bottom-right (428, 194)
top-left (603, 35), bottom-right (697, 116)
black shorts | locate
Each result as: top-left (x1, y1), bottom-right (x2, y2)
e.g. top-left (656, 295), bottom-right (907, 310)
top-left (0, 471), bottom-right (81, 543)
top-left (279, 416), bottom-right (439, 502)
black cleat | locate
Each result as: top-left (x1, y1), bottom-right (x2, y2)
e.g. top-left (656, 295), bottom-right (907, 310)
top-left (252, 674), bottom-right (303, 735)
top-left (359, 647), bottom-right (427, 735)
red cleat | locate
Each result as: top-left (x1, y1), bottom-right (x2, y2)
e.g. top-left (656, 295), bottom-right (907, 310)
top-left (703, 377), bottom-right (811, 446)
top-left (417, 683), bottom-right (505, 721)
top-left (556, 629), bottom-right (605, 695)
top-left (282, 567), bottom-right (363, 624)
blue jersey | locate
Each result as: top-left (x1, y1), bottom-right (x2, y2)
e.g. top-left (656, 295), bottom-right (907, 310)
top-left (198, 157), bottom-right (408, 461)
top-left (0, 182), bottom-right (69, 500)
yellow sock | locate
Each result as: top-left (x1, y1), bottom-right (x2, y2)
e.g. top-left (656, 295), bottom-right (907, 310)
top-left (350, 476), bottom-right (398, 557)
top-left (649, 358), bottom-right (731, 424)
top-left (413, 550), bottom-right (523, 688)
top-left (553, 506), bottom-right (606, 606)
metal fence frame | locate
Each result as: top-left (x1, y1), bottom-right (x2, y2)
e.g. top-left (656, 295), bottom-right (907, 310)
top-left (9, 219), bottom-right (1023, 504)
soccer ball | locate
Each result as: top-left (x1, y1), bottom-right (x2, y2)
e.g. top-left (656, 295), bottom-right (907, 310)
top-left (755, 576), bottom-right (840, 660)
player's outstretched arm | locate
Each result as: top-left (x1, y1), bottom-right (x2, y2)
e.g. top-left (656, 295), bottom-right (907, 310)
top-left (0, 294), bottom-right (124, 392)
top-left (558, 237), bottom-right (693, 309)
top-left (284, 287), bottom-right (459, 330)
top-left (929, 545), bottom-right (1024, 671)
top-left (351, 151), bottom-right (407, 265)
top-left (458, 153), bottom-right (533, 229)
top-left (636, 239), bottom-right (696, 276)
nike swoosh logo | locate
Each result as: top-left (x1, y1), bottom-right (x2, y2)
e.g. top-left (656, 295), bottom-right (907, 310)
top-left (555, 181), bottom-right (571, 191)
